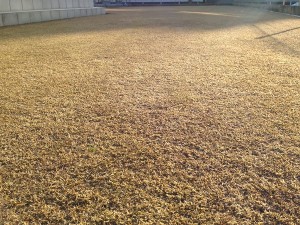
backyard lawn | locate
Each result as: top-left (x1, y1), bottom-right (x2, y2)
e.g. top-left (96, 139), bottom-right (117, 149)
top-left (0, 6), bottom-right (299, 224)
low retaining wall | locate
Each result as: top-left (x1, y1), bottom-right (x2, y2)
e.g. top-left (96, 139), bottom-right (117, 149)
top-left (0, 0), bottom-right (105, 27)
top-left (269, 5), bottom-right (300, 15)
top-left (233, 2), bottom-right (300, 16)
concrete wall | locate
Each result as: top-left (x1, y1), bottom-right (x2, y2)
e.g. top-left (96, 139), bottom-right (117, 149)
top-left (233, 1), bottom-right (300, 16)
top-left (269, 5), bottom-right (300, 15)
top-left (0, 0), bottom-right (95, 12)
top-left (0, 0), bottom-right (105, 27)
top-left (0, 0), bottom-right (96, 14)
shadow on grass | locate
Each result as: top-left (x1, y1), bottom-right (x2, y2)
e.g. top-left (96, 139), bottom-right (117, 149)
top-left (256, 26), bottom-right (300, 39)
top-left (0, 6), bottom-right (297, 41)
top-left (253, 24), bottom-right (300, 56)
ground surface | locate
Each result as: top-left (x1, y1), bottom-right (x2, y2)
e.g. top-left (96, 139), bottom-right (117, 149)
top-left (0, 6), bottom-right (300, 224)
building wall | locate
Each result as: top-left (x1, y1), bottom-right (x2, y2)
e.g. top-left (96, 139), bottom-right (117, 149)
top-left (0, 0), bottom-right (105, 27)
top-left (0, 0), bottom-right (95, 12)
top-left (233, 0), bottom-right (300, 15)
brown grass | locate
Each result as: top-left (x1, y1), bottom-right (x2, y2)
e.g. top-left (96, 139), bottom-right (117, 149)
top-left (0, 6), bottom-right (300, 224)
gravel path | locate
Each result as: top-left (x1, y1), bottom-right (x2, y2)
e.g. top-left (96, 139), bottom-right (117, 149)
top-left (1, 6), bottom-right (299, 224)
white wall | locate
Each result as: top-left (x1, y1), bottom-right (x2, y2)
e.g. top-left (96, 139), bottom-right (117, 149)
top-left (0, 0), bottom-right (105, 27)
top-left (0, 0), bottom-right (94, 12)
top-left (0, 1), bottom-right (11, 12)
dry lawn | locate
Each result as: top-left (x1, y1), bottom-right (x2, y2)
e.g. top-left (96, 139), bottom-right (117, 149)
top-left (0, 6), bottom-right (300, 224)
